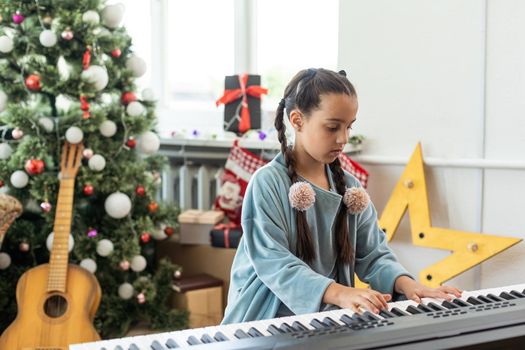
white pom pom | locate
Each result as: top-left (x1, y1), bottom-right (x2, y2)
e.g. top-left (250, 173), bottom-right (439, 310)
top-left (137, 131), bottom-right (160, 155)
top-left (0, 252), bottom-right (11, 270)
top-left (130, 255), bottom-right (147, 272)
top-left (82, 10), bottom-right (100, 25)
top-left (10, 170), bottom-right (29, 188)
top-left (46, 232), bottom-right (74, 252)
top-left (80, 258), bottom-right (97, 273)
top-left (102, 3), bottom-right (125, 29)
top-left (38, 117), bottom-right (54, 132)
top-left (0, 143), bottom-right (13, 160)
top-left (118, 282), bottom-right (134, 299)
top-left (0, 90), bottom-right (7, 112)
top-left (126, 55), bottom-right (147, 77)
top-left (99, 120), bottom-right (117, 137)
top-left (39, 30), bottom-right (57, 47)
top-left (88, 154), bottom-right (106, 172)
top-left (126, 101), bottom-right (145, 117)
top-left (65, 126), bottom-right (84, 144)
top-left (104, 192), bottom-right (132, 219)
top-left (343, 187), bottom-right (370, 214)
top-left (0, 36), bottom-right (14, 53)
top-left (96, 239), bottom-right (114, 257)
top-left (288, 181), bottom-right (316, 211)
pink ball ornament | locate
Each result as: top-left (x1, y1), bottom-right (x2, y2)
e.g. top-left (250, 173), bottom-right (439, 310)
top-left (12, 11), bottom-right (25, 24)
top-left (82, 148), bottom-right (94, 159)
top-left (40, 201), bottom-right (52, 213)
top-left (87, 228), bottom-right (97, 238)
top-left (137, 292), bottom-right (146, 304)
top-left (119, 260), bottom-right (130, 271)
top-left (19, 242), bottom-right (30, 252)
top-left (61, 28), bottom-right (74, 41)
top-left (12, 128), bottom-right (24, 140)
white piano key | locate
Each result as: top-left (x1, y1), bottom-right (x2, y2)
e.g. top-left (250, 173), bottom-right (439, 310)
top-left (387, 299), bottom-right (419, 312)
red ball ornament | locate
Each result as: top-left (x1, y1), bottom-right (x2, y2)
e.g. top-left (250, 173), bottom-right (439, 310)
top-left (25, 74), bottom-right (41, 91)
top-left (83, 184), bottom-right (94, 196)
top-left (111, 48), bottom-right (122, 58)
top-left (126, 138), bottom-right (136, 149)
top-left (140, 232), bottom-right (151, 243)
top-left (25, 159), bottom-right (45, 175)
top-left (121, 91), bottom-right (137, 105)
top-left (164, 226), bottom-right (174, 236)
top-left (0, 180), bottom-right (4, 188)
top-left (135, 185), bottom-right (145, 196)
top-left (147, 201), bottom-right (158, 214)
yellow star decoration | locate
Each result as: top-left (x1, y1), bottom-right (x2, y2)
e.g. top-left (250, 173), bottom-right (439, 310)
top-left (356, 143), bottom-right (521, 288)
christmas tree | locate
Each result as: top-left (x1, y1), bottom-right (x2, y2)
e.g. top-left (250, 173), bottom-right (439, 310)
top-left (0, 0), bottom-right (187, 338)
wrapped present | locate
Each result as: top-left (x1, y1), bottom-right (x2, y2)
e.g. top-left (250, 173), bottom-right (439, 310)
top-left (216, 74), bottom-right (268, 134)
top-left (338, 152), bottom-right (369, 188)
top-left (210, 223), bottom-right (242, 249)
top-left (178, 210), bottom-right (225, 245)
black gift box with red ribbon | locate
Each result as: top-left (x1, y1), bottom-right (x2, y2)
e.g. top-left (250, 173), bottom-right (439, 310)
top-left (210, 223), bottom-right (243, 249)
top-left (216, 74), bottom-right (268, 135)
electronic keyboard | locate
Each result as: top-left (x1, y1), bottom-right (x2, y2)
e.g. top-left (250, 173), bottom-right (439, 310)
top-left (70, 283), bottom-right (525, 349)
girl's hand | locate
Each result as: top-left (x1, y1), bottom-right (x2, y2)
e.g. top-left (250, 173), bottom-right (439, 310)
top-left (394, 275), bottom-right (462, 303)
top-left (323, 282), bottom-right (391, 314)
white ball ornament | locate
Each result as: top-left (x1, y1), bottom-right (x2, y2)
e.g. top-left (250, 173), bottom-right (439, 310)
top-left (0, 252), bottom-right (11, 270)
top-left (126, 101), bottom-right (145, 117)
top-left (81, 65), bottom-right (109, 91)
top-left (0, 35), bottom-right (14, 53)
top-left (65, 126), bottom-right (84, 144)
top-left (39, 30), bottom-right (57, 47)
top-left (82, 10), bottom-right (100, 25)
top-left (104, 192), bottom-right (132, 219)
top-left (0, 143), bottom-right (13, 160)
top-left (138, 131), bottom-right (160, 155)
top-left (88, 154), bottom-right (106, 172)
top-left (130, 255), bottom-right (147, 272)
top-left (46, 232), bottom-right (74, 252)
top-left (99, 120), bottom-right (117, 137)
top-left (80, 258), bottom-right (97, 273)
top-left (118, 282), bottom-right (134, 299)
top-left (96, 239), bottom-right (114, 257)
top-left (141, 88), bottom-right (155, 102)
top-left (102, 3), bottom-right (125, 29)
top-left (38, 117), bottom-right (54, 132)
top-left (10, 170), bottom-right (29, 188)
top-left (0, 90), bottom-right (7, 112)
top-left (126, 55), bottom-right (147, 77)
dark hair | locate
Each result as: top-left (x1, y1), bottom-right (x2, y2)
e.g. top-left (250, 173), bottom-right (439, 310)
top-left (274, 68), bottom-right (357, 264)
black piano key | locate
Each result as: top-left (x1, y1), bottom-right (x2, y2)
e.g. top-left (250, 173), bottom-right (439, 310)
top-left (351, 313), bottom-right (367, 323)
top-left (115, 346), bottom-right (124, 350)
top-left (200, 334), bottom-right (215, 344)
top-left (279, 322), bottom-right (295, 333)
top-left (486, 293), bottom-right (505, 302)
top-left (362, 311), bottom-right (381, 321)
top-left (452, 299), bottom-right (471, 307)
top-left (248, 327), bottom-right (264, 337)
top-left (234, 329), bottom-right (250, 339)
top-left (466, 296), bottom-right (483, 305)
top-left (292, 321), bottom-right (309, 331)
top-left (416, 304), bottom-right (434, 313)
top-left (267, 324), bottom-right (284, 335)
top-left (510, 290), bottom-right (525, 298)
top-left (427, 302), bottom-right (447, 311)
top-left (391, 307), bottom-right (410, 316)
top-left (186, 336), bottom-right (201, 345)
top-left (406, 305), bottom-right (423, 314)
top-left (499, 291), bottom-right (517, 300)
top-left (151, 340), bottom-right (165, 350)
top-left (322, 317), bottom-right (340, 327)
top-left (340, 314), bottom-right (355, 325)
top-left (477, 295), bottom-right (493, 304)
top-left (214, 331), bottom-right (229, 342)
top-left (310, 318), bottom-right (329, 330)
top-left (442, 300), bottom-right (459, 309)
top-left (165, 338), bottom-right (179, 348)
top-left (129, 344), bottom-right (140, 350)
top-left (379, 309), bottom-right (397, 318)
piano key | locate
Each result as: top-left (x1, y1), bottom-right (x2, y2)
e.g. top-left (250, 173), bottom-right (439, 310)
top-left (442, 300), bottom-right (459, 309)
top-left (390, 307), bottom-right (410, 316)
top-left (186, 335), bottom-right (202, 345)
top-left (452, 298), bottom-right (471, 307)
top-left (486, 293), bottom-right (505, 302)
top-left (234, 329), bottom-right (250, 339)
top-left (310, 318), bottom-right (329, 330)
top-left (362, 311), bottom-right (382, 321)
top-left (267, 324), bottom-right (285, 335)
top-left (416, 304), bottom-right (434, 313)
top-left (322, 316), bottom-right (340, 327)
top-left (165, 338), bottom-right (179, 348)
top-left (379, 309), bottom-right (397, 318)
top-left (499, 291), bottom-right (516, 300)
top-left (214, 331), bottom-right (229, 342)
top-left (477, 295), bottom-right (494, 304)
top-left (466, 296), bottom-right (483, 305)
top-left (510, 290), bottom-right (525, 298)
top-left (279, 322), bottom-right (295, 333)
top-left (200, 333), bottom-right (215, 344)
top-left (128, 343), bottom-right (140, 350)
top-left (340, 314), bottom-right (356, 326)
top-left (426, 302), bottom-right (447, 311)
top-left (291, 321), bottom-right (309, 331)
top-left (248, 327), bottom-right (264, 337)
top-left (406, 305), bottom-right (424, 315)
top-left (151, 340), bottom-right (166, 350)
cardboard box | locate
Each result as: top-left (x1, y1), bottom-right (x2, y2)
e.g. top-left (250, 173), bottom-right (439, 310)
top-left (178, 210), bottom-right (224, 245)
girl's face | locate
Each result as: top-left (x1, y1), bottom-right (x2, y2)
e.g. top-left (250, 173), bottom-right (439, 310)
top-left (292, 93), bottom-right (358, 165)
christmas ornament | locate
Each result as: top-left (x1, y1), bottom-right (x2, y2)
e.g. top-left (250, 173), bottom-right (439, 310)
top-left (39, 30), bottom-right (57, 47)
top-left (46, 232), bottom-right (74, 252)
top-left (88, 154), bottom-right (106, 172)
top-left (118, 283), bottom-right (134, 299)
top-left (126, 55), bottom-right (147, 77)
top-left (65, 126), bottom-right (84, 144)
top-left (102, 3), bottom-right (125, 29)
top-left (42, 15), bottom-right (52, 25)
top-left (80, 95), bottom-right (90, 119)
top-left (61, 28), bottom-right (74, 41)
top-left (0, 252), bottom-right (11, 269)
top-left (0, 180), bottom-right (4, 188)
top-left (96, 239), bottom-right (114, 256)
top-left (38, 117), bottom-right (54, 132)
top-left (137, 131), bottom-right (160, 155)
top-left (121, 91), bottom-right (136, 105)
top-left (140, 232), bottom-right (150, 243)
top-left (126, 137), bottom-right (136, 149)
top-left (81, 65), bottom-right (109, 91)
top-left (10, 170), bottom-right (28, 188)
top-left (40, 201), bottom-right (52, 213)
top-left (80, 258), bottom-right (97, 273)
top-left (111, 48), bottom-right (121, 58)
top-left (130, 255), bottom-right (147, 272)
top-left (0, 143), bottom-right (13, 160)
top-left (164, 226), bottom-right (174, 236)
top-left (83, 184), bottom-right (94, 196)
top-left (82, 47), bottom-right (91, 70)
top-left (105, 192), bottom-right (132, 219)
top-left (142, 88), bottom-right (155, 102)
top-left (135, 185), bottom-right (145, 196)
top-left (119, 260), bottom-right (130, 270)
top-left (83, 148), bottom-right (94, 159)
top-left (82, 10), bottom-right (100, 25)
top-left (12, 11), bottom-right (25, 25)
top-left (25, 74), bottom-right (41, 91)
top-left (0, 36), bottom-right (14, 53)
top-left (174, 269), bottom-right (182, 278)
top-left (87, 228), bottom-right (97, 237)
top-left (126, 101), bottom-right (145, 117)
top-left (136, 292), bottom-right (146, 304)
top-left (19, 242), bottom-right (29, 252)
top-left (11, 127), bottom-right (24, 139)
top-left (99, 120), bottom-right (117, 137)
top-left (0, 90), bottom-right (7, 112)
top-left (151, 227), bottom-right (167, 240)
top-left (258, 131), bottom-right (267, 141)
top-left (25, 159), bottom-right (45, 175)
top-left (147, 201), bottom-right (158, 214)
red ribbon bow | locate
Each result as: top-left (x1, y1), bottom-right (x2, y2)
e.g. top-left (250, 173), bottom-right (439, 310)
top-left (216, 74), bottom-right (268, 133)
top-left (213, 222), bottom-right (239, 249)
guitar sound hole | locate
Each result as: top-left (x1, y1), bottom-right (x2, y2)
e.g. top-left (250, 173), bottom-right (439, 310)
top-left (43, 294), bottom-right (68, 318)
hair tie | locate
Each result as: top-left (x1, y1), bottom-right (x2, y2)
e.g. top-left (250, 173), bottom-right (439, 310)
top-left (279, 98), bottom-right (286, 109)
top-left (338, 69), bottom-right (347, 77)
top-left (343, 187), bottom-right (370, 214)
top-left (289, 181), bottom-right (316, 211)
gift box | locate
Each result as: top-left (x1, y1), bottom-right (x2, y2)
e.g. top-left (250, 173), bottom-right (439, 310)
top-left (210, 223), bottom-right (243, 249)
top-left (216, 74), bottom-right (268, 135)
top-left (178, 210), bottom-right (225, 245)
top-left (172, 274), bottom-right (224, 328)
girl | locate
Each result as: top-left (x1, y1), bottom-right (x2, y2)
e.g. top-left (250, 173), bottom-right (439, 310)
top-left (222, 68), bottom-right (461, 324)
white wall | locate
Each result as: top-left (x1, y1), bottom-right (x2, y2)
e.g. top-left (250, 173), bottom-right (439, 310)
top-left (339, 0), bottom-right (524, 290)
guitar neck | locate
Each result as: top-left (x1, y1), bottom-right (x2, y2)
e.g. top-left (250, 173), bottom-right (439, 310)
top-left (48, 178), bottom-right (75, 293)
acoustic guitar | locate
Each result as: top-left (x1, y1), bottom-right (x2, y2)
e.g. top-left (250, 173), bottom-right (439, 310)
top-left (0, 142), bottom-right (101, 350)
